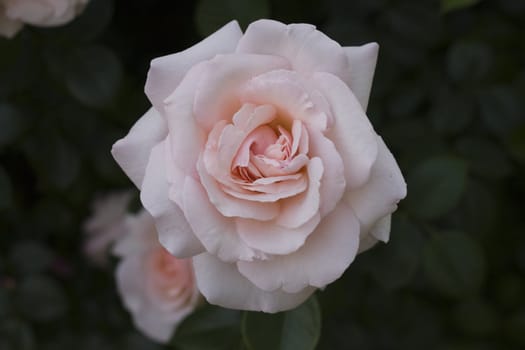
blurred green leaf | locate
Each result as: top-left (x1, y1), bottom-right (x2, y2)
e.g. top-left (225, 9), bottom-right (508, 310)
top-left (195, 0), bottom-right (270, 37)
top-left (508, 124), bottom-right (525, 164)
top-left (0, 166), bottom-right (13, 210)
top-left (505, 310), bottom-right (525, 346)
top-left (453, 299), bottom-right (498, 336)
top-left (173, 305), bottom-right (241, 350)
top-left (241, 296), bottom-right (321, 350)
top-left (365, 216), bottom-right (423, 290)
top-left (16, 275), bottom-right (67, 323)
top-left (9, 241), bottom-right (54, 275)
top-left (446, 42), bottom-right (492, 82)
top-left (0, 104), bottom-right (26, 147)
top-left (429, 89), bottom-right (474, 135)
top-left (0, 319), bottom-right (35, 350)
top-left (441, 0), bottom-right (480, 13)
top-left (456, 136), bottom-right (511, 179)
top-left (64, 46), bottom-right (123, 108)
top-left (478, 86), bottom-right (522, 137)
top-left (406, 156), bottom-right (468, 220)
top-left (423, 231), bottom-right (486, 298)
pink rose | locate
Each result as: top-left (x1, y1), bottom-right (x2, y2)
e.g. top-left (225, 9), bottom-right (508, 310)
top-left (83, 191), bottom-right (133, 266)
top-left (0, 0), bottom-right (89, 38)
top-left (112, 19), bottom-right (406, 312)
top-left (113, 209), bottom-right (201, 343)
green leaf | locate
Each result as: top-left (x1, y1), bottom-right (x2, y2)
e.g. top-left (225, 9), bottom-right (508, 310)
top-left (453, 299), bottom-right (498, 336)
top-left (0, 104), bottom-right (26, 147)
top-left (365, 216), bottom-right (424, 290)
top-left (64, 46), bottom-right (123, 108)
top-left (406, 156), bottom-right (468, 220)
top-left (195, 0), bottom-right (270, 37)
top-left (9, 241), bottom-right (54, 275)
top-left (241, 295), bottom-right (321, 350)
top-left (0, 319), bottom-right (35, 350)
top-left (456, 136), bottom-right (511, 179)
top-left (173, 305), bottom-right (241, 350)
top-left (16, 275), bottom-right (67, 323)
top-left (423, 231), bottom-right (486, 298)
top-left (478, 86), bottom-right (522, 137)
top-left (441, 0), bottom-right (480, 13)
top-left (446, 42), bottom-right (492, 82)
top-left (0, 166), bottom-right (13, 210)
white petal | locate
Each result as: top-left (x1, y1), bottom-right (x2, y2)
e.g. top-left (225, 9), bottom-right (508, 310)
top-left (345, 137), bottom-right (406, 235)
top-left (141, 141), bottom-right (205, 258)
top-left (111, 108), bottom-right (167, 189)
top-left (312, 72), bottom-right (378, 189)
top-left (145, 21), bottom-right (242, 112)
top-left (197, 156), bottom-right (279, 221)
top-left (0, 14), bottom-right (23, 38)
top-left (237, 202), bottom-right (360, 293)
top-left (193, 253), bottom-right (316, 313)
top-left (182, 176), bottom-right (263, 262)
top-left (307, 128), bottom-right (346, 217)
top-left (237, 19), bottom-right (351, 83)
top-left (344, 43), bottom-right (379, 111)
top-left (236, 213), bottom-right (320, 256)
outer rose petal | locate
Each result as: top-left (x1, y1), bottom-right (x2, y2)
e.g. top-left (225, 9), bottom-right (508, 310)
top-left (344, 43), bottom-right (379, 111)
top-left (4, 0), bottom-right (88, 26)
top-left (112, 108), bottom-right (167, 188)
top-left (145, 20), bottom-right (242, 113)
top-left (193, 253), bottom-right (315, 313)
top-left (182, 176), bottom-right (264, 262)
top-left (345, 137), bottom-right (406, 236)
top-left (141, 141), bottom-right (205, 258)
top-left (237, 202), bottom-right (360, 293)
top-left (236, 19), bottom-right (351, 84)
top-left (0, 13), bottom-right (23, 38)
top-left (312, 72), bottom-right (378, 189)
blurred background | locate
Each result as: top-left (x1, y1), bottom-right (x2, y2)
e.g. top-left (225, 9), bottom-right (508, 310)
top-left (1, 0), bottom-right (524, 349)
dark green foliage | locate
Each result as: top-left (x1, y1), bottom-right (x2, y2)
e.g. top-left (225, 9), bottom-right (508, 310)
top-left (1, 0), bottom-right (524, 349)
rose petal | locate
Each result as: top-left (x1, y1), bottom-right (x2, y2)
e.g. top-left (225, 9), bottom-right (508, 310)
top-left (236, 19), bottom-right (351, 83)
top-left (112, 210), bottom-right (156, 258)
top-left (194, 54), bottom-right (289, 131)
top-left (344, 137), bottom-right (406, 235)
top-left (370, 214), bottom-right (391, 243)
top-left (112, 107), bottom-right (167, 189)
top-left (312, 72), bottom-right (378, 189)
top-left (193, 253), bottom-right (315, 313)
top-left (307, 128), bottom-right (346, 217)
top-left (141, 141), bottom-right (205, 258)
top-left (236, 213), bottom-right (320, 256)
top-left (275, 157), bottom-right (323, 228)
top-left (182, 176), bottom-right (264, 262)
top-left (239, 69), bottom-right (331, 131)
top-left (0, 14), bottom-right (23, 38)
top-left (145, 20), bottom-right (242, 113)
top-left (344, 43), bottom-right (379, 111)
top-left (237, 201), bottom-right (360, 293)
top-left (197, 156), bottom-right (280, 221)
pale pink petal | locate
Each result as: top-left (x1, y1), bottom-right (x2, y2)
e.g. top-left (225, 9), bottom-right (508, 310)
top-left (116, 256), bottom-right (190, 342)
top-left (357, 234), bottom-right (379, 254)
top-left (312, 72), bottom-right (378, 189)
top-left (194, 54), bottom-right (289, 131)
top-left (370, 214), bottom-right (391, 243)
top-left (236, 19), bottom-right (351, 83)
top-left (111, 108), bottom-right (167, 189)
top-left (236, 213), bottom-right (320, 256)
top-left (0, 14), bottom-right (23, 38)
top-left (239, 70), bottom-right (331, 131)
top-left (344, 43), bottom-right (379, 111)
top-left (223, 175), bottom-right (307, 202)
top-left (345, 137), bottom-right (406, 235)
top-left (237, 202), bottom-right (360, 293)
top-left (164, 63), bottom-right (208, 176)
top-left (182, 176), bottom-right (264, 262)
top-left (145, 21), bottom-right (242, 112)
top-left (197, 156), bottom-right (279, 221)
top-left (275, 158), bottom-right (323, 228)
top-left (141, 141), bottom-right (205, 258)
top-left (112, 211), bottom-right (156, 258)
top-left (193, 253), bottom-right (316, 313)
top-left (307, 128), bottom-right (346, 217)
top-left (250, 153), bottom-right (309, 178)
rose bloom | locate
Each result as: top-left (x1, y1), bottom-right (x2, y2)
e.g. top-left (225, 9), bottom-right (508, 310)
top-left (83, 191), bottom-right (133, 266)
top-left (112, 19), bottom-right (406, 312)
top-left (113, 209), bottom-right (201, 343)
top-left (0, 0), bottom-right (89, 38)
